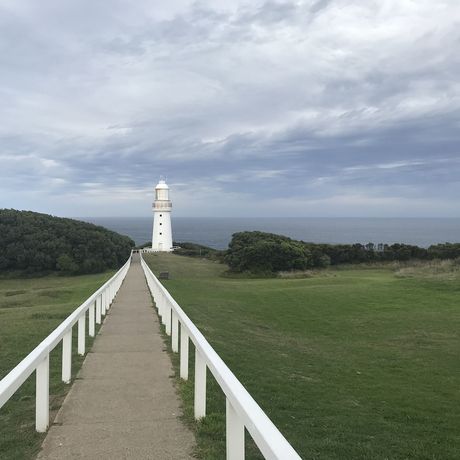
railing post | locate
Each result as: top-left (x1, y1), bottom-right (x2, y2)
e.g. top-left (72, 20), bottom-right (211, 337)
top-left (194, 348), bottom-right (206, 419)
top-left (171, 311), bottom-right (179, 352)
top-left (96, 295), bottom-right (102, 324)
top-left (165, 303), bottom-right (172, 336)
top-left (78, 314), bottom-right (86, 356)
top-left (159, 293), bottom-right (164, 318)
top-left (180, 327), bottom-right (189, 380)
top-left (106, 285), bottom-right (110, 310)
top-left (108, 283), bottom-right (113, 308)
top-left (35, 354), bottom-right (49, 432)
top-left (158, 292), bottom-right (167, 326)
top-left (101, 290), bottom-right (106, 317)
top-left (226, 399), bottom-right (245, 460)
top-left (89, 301), bottom-right (95, 337)
top-left (157, 296), bottom-right (161, 316)
top-left (62, 330), bottom-right (72, 384)
top-left (153, 294), bottom-right (158, 314)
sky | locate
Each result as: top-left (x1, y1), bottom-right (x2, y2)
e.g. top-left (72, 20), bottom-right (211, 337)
top-left (0, 0), bottom-right (459, 218)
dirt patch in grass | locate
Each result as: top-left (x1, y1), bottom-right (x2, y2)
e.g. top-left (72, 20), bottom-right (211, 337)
top-left (29, 312), bottom-right (69, 320)
top-left (3, 290), bottom-right (27, 297)
top-left (37, 289), bottom-right (73, 298)
top-left (0, 300), bottom-right (33, 309)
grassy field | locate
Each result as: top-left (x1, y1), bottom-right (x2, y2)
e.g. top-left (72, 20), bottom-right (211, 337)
top-left (144, 253), bottom-right (460, 460)
top-left (0, 271), bottom-right (113, 459)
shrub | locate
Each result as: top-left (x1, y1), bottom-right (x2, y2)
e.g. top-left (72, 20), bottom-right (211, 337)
top-left (0, 209), bottom-right (134, 275)
top-left (225, 231), bottom-right (312, 273)
top-left (224, 231), bottom-right (460, 274)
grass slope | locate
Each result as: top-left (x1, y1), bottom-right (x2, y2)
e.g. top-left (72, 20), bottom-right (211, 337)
top-left (144, 253), bottom-right (460, 460)
top-left (0, 272), bottom-right (113, 459)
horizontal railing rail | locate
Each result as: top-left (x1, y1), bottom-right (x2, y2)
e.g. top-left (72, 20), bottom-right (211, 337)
top-left (140, 254), bottom-right (301, 460)
top-left (0, 255), bottom-right (132, 432)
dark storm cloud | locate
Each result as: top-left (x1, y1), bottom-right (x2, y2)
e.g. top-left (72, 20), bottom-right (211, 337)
top-left (0, 0), bottom-right (459, 216)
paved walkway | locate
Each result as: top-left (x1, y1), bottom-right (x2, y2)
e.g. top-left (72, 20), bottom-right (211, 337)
top-left (38, 255), bottom-right (195, 459)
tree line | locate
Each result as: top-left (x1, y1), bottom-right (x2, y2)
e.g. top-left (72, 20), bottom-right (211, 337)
top-left (0, 209), bottom-right (134, 275)
top-left (224, 231), bottom-right (460, 273)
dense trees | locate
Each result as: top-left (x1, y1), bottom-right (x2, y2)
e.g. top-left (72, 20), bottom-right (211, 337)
top-left (427, 243), bottom-right (460, 260)
top-left (0, 209), bottom-right (134, 275)
top-left (225, 231), bottom-right (312, 273)
top-left (305, 242), bottom-right (428, 265)
top-left (225, 231), bottom-right (460, 274)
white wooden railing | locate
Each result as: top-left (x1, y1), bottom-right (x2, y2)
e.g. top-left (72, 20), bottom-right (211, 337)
top-left (0, 256), bottom-right (131, 432)
top-left (140, 254), bottom-right (301, 460)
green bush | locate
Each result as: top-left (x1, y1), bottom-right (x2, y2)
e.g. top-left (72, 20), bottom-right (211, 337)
top-left (225, 231), bottom-right (312, 273)
top-left (173, 241), bottom-right (222, 260)
top-left (224, 231), bottom-right (459, 274)
top-left (0, 209), bottom-right (134, 275)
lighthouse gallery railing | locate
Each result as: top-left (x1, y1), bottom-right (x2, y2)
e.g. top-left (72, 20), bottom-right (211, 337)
top-left (140, 253), bottom-right (301, 460)
top-left (0, 256), bottom-right (131, 432)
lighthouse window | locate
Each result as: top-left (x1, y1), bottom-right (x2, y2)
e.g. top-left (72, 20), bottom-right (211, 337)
top-left (159, 232), bottom-right (162, 235)
top-left (160, 214), bottom-right (162, 217)
top-left (160, 223), bottom-right (162, 225)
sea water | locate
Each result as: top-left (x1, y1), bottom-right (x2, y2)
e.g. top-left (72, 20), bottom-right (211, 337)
top-left (81, 217), bottom-right (460, 249)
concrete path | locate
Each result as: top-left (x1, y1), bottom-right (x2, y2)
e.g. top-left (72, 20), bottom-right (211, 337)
top-left (38, 255), bottom-right (195, 459)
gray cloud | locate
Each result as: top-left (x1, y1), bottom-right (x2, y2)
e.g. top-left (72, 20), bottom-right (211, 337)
top-left (0, 0), bottom-right (459, 217)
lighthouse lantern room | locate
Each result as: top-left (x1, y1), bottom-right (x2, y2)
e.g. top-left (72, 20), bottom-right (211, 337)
top-left (151, 179), bottom-right (173, 252)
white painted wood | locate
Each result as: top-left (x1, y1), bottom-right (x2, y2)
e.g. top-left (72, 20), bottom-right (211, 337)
top-left (172, 310), bottom-right (179, 352)
top-left (96, 295), bottom-right (102, 324)
top-left (180, 327), bottom-right (189, 380)
top-left (160, 294), bottom-right (166, 324)
top-left (165, 304), bottom-right (172, 336)
top-left (35, 354), bottom-right (49, 433)
top-left (106, 285), bottom-right (111, 310)
top-left (227, 398), bottom-right (245, 460)
top-left (155, 290), bottom-right (160, 314)
top-left (101, 290), bottom-right (106, 316)
top-left (110, 284), bottom-right (113, 306)
top-left (194, 348), bottom-right (206, 419)
top-left (89, 301), bottom-right (95, 337)
top-left (78, 314), bottom-right (86, 356)
top-left (62, 330), bottom-right (72, 384)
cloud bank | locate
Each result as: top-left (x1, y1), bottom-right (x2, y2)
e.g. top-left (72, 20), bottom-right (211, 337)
top-left (1, 0), bottom-right (459, 217)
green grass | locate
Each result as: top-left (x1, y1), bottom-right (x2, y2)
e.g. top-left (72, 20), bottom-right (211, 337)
top-left (144, 253), bottom-right (460, 460)
top-left (0, 271), bottom-right (113, 459)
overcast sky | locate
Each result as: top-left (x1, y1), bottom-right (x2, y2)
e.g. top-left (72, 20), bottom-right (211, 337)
top-left (1, 0), bottom-right (459, 217)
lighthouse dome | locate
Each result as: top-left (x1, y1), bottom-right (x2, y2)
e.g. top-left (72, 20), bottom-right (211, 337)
top-left (155, 180), bottom-right (169, 190)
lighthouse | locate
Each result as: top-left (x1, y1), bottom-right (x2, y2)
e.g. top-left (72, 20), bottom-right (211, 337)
top-left (151, 179), bottom-right (173, 252)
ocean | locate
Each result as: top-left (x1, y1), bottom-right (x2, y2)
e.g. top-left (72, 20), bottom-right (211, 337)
top-left (80, 217), bottom-right (460, 249)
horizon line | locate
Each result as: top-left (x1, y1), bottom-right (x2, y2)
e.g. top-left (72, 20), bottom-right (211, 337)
top-left (72, 215), bottom-right (460, 219)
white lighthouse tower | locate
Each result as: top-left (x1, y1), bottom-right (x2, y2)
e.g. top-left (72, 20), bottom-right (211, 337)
top-left (151, 179), bottom-right (173, 252)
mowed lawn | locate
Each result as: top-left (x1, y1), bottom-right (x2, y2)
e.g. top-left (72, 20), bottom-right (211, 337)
top-left (0, 272), bottom-right (113, 459)
top-left (145, 253), bottom-right (460, 460)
